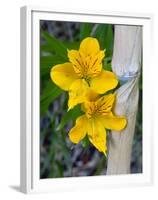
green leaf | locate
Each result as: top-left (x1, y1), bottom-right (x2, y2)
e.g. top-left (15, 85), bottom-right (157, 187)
top-left (81, 135), bottom-right (90, 148)
top-left (40, 81), bottom-right (62, 115)
top-left (92, 24), bottom-right (108, 48)
top-left (92, 24), bottom-right (114, 56)
top-left (40, 54), bottom-right (67, 78)
top-left (41, 44), bottom-right (54, 53)
top-left (104, 25), bottom-right (114, 56)
top-left (41, 31), bottom-right (68, 60)
top-left (40, 55), bottom-right (65, 64)
top-left (80, 23), bottom-right (93, 40)
top-left (104, 63), bottom-right (112, 71)
top-left (56, 105), bottom-right (83, 131)
top-left (40, 65), bottom-right (51, 78)
top-left (103, 57), bottom-right (112, 71)
top-left (62, 41), bottom-right (80, 50)
top-left (41, 41), bottom-right (80, 53)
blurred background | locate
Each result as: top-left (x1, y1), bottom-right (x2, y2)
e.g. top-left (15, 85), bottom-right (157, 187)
top-left (40, 20), bottom-right (142, 179)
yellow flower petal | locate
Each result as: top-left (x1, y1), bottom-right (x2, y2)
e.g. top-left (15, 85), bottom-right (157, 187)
top-left (99, 113), bottom-right (127, 131)
top-left (68, 49), bottom-right (104, 78)
top-left (89, 51), bottom-right (105, 67)
top-left (50, 62), bottom-right (78, 91)
top-left (67, 50), bottom-right (79, 64)
top-left (83, 94), bottom-right (115, 119)
top-left (86, 50), bottom-right (105, 77)
top-left (85, 89), bottom-right (99, 102)
top-left (69, 115), bottom-right (87, 143)
top-left (79, 37), bottom-right (100, 56)
top-left (90, 69), bottom-right (118, 94)
top-left (96, 93), bottom-right (115, 115)
top-left (68, 79), bottom-right (89, 110)
top-left (67, 50), bottom-right (83, 77)
top-left (87, 118), bottom-right (107, 154)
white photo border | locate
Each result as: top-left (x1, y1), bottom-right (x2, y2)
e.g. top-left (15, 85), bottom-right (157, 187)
top-left (20, 6), bottom-right (153, 194)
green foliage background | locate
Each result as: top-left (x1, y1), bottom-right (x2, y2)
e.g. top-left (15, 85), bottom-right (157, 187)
top-left (40, 21), bottom-right (142, 178)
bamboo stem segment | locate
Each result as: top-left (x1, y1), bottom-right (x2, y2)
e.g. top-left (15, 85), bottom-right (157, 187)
top-left (107, 25), bottom-right (142, 175)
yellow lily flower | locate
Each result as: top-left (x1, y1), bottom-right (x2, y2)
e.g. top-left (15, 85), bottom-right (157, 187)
top-left (68, 93), bottom-right (127, 154)
top-left (50, 37), bottom-right (118, 110)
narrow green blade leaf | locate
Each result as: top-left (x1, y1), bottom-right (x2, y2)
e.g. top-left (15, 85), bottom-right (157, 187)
top-left (41, 55), bottom-right (65, 65)
top-left (41, 44), bottom-right (54, 53)
top-left (41, 41), bottom-right (80, 53)
top-left (81, 135), bottom-right (90, 148)
top-left (92, 24), bottom-right (114, 56)
top-left (41, 31), bottom-right (68, 60)
top-left (56, 105), bottom-right (83, 131)
top-left (80, 23), bottom-right (93, 40)
top-left (103, 57), bottom-right (112, 71)
top-left (62, 41), bottom-right (80, 50)
top-left (40, 54), bottom-right (67, 78)
top-left (40, 81), bottom-right (62, 115)
top-left (92, 24), bottom-right (108, 49)
top-left (104, 25), bottom-right (114, 56)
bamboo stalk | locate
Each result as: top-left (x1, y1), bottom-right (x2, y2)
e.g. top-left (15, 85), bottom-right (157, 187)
top-left (107, 25), bottom-right (142, 175)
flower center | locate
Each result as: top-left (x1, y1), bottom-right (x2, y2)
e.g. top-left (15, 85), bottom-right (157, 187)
top-left (85, 96), bottom-right (113, 119)
top-left (83, 76), bottom-right (91, 87)
top-left (85, 102), bottom-right (100, 119)
top-left (73, 52), bottom-right (101, 80)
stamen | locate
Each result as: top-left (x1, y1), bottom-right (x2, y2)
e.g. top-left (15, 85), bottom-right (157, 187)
top-left (75, 58), bottom-right (82, 66)
top-left (79, 52), bottom-right (86, 68)
top-left (91, 58), bottom-right (98, 67)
